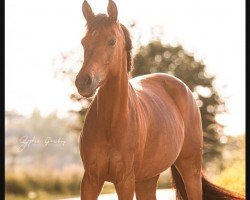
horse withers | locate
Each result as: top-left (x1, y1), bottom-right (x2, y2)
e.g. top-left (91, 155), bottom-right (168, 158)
top-left (75, 1), bottom-right (245, 199)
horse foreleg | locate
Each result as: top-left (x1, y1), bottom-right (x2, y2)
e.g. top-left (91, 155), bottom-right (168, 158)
top-left (114, 172), bottom-right (135, 200)
top-left (80, 172), bottom-right (104, 200)
top-left (135, 175), bottom-right (160, 200)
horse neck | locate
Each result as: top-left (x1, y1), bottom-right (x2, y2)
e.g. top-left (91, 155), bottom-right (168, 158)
top-left (96, 59), bottom-right (129, 130)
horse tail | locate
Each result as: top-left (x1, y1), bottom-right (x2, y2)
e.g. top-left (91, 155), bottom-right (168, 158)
top-left (201, 172), bottom-right (245, 200)
top-left (171, 165), bottom-right (188, 200)
top-left (170, 165), bottom-right (245, 200)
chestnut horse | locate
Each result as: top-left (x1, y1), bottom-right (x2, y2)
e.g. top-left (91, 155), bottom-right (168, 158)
top-left (75, 1), bottom-right (245, 199)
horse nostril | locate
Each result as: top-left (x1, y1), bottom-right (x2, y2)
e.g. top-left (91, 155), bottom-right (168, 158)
top-left (83, 74), bottom-right (92, 86)
top-left (75, 76), bottom-right (81, 88)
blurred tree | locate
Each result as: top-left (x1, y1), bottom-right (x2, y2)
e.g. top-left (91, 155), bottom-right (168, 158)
top-left (55, 26), bottom-right (227, 170)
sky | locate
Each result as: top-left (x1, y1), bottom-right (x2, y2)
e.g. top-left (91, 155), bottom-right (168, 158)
top-left (5, 0), bottom-right (245, 136)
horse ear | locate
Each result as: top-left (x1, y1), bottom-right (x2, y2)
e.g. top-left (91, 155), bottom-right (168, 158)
top-left (107, 0), bottom-right (118, 22)
top-left (82, 0), bottom-right (95, 22)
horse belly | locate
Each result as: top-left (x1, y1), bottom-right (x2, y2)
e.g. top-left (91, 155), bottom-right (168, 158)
top-left (135, 106), bottom-right (184, 180)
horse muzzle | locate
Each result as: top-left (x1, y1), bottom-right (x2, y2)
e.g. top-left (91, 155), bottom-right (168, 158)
top-left (75, 74), bottom-right (100, 97)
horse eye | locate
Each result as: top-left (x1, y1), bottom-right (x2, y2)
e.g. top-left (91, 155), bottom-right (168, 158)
top-left (108, 38), bottom-right (116, 46)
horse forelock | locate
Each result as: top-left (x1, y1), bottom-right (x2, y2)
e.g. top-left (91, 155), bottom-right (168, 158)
top-left (86, 14), bottom-right (112, 32)
top-left (85, 14), bottom-right (133, 73)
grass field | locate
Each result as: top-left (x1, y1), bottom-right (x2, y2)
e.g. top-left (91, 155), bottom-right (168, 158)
top-left (213, 161), bottom-right (245, 195)
top-left (5, 161), bottom-right (245, 200)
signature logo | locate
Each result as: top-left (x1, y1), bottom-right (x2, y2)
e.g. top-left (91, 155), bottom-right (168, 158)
top-left (18, 136), bottom-right (66, 152)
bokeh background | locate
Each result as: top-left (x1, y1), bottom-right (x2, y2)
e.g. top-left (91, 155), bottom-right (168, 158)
top-left (5, 0), bottom-right (245, 199)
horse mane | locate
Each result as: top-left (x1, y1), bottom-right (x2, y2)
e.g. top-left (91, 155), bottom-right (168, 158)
top-left (120, 24), bottom-right (133, 72)
top-left (86, 14), bottom-right (133, 72)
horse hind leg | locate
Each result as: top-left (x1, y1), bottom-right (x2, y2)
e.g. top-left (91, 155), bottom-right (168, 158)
top-left (171, 149), bottom-right (202, 200)
top-left (135, 175), bottom-right (160, 200)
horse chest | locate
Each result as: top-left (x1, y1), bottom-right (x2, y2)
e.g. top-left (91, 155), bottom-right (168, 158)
top-left (84, 141), bottom-right (134, 184)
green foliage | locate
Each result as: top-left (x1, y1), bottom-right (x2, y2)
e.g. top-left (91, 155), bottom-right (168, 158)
top-left (5, 192), bottom-right (73, 200)
top-left (5, 174), bottom-right (28, 195)
top-left (5, 169), bottom-right (82, 197)
top-left (5, 169), bottom-right (129, 199)
top-left (213, 161), bottom-right (245, 195)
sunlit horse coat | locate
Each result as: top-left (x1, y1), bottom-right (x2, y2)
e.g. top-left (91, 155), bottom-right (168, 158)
top-left (75, 1), bottom-right (245, 200)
